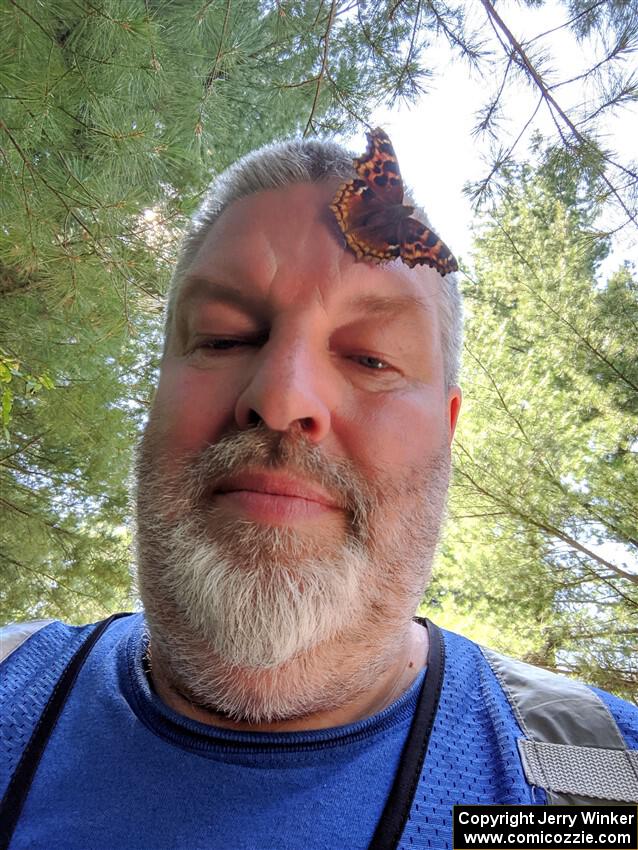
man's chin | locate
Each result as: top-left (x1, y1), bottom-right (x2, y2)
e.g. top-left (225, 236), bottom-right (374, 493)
top-left (195, 509), bottom-right (351, 566)
top-left (139, 517), bottom-right (370, 665)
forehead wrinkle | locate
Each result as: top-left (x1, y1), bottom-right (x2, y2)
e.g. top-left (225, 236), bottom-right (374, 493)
top-left (176, 276), bottom-right (270, 317)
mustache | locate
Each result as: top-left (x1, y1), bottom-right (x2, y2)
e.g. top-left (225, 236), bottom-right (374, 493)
top-left (189, 426), bottom-right (377, 518)
top-left (139, 425), bottom-right (379, 528)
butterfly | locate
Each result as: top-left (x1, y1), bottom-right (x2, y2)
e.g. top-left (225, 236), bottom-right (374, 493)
top-left (330, 128), bottom-right (458, 276)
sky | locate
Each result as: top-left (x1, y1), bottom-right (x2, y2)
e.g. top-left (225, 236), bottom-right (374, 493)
top-left (341, 0), bottom-right (638, 277)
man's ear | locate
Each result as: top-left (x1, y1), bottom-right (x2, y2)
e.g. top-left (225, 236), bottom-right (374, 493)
top-left (447, 386), bottom-right (462, 444)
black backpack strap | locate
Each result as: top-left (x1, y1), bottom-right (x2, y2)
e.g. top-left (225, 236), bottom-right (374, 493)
top-left (368, 618), bottom-right (445, 850)
top-left (0, 612), bottom-right (131, 850)
top-left (0, 614), bottom-right (444, 850)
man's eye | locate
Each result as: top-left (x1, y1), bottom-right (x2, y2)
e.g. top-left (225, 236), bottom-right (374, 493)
top-left (353, 355), bottom-right (390, 371)
top-left (195, 335), bottom-right (264, 352)
top-left (200, 338), bottom-right (246, 350)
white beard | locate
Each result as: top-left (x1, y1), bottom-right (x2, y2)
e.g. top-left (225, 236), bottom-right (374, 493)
top-left (134, 425), bottom-right (450, 723)
top-left (148, 515), bottom-right (371, 669)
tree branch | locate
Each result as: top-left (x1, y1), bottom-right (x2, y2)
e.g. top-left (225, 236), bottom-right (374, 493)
top-left (304, 0), bottom-right (337, 136)
top-left (204, 0), bottom-right (232, 92)
top-left (456, 463), bottom-right (638, 586)
top-left (478, 0), bottom-right (638, 228)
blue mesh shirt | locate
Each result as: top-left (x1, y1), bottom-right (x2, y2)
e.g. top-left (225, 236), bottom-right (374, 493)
top-left (1, 615), bottom-right (636, 850)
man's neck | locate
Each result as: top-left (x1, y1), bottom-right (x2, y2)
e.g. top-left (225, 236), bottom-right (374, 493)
top-left (148, 620), bottom-right (429, 733)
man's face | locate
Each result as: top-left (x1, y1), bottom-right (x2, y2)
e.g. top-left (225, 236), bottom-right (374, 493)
top-left (136, 181), bottom-right (461, 719)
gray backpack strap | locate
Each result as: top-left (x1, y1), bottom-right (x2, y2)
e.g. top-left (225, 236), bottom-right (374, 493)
top-left (0, 620), bottom-right (55, 665)
top-left (481, 646), bottom-right (638, 805)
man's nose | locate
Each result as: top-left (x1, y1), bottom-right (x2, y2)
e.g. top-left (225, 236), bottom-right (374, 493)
top-left (234, 337), bottom-right (334, 441)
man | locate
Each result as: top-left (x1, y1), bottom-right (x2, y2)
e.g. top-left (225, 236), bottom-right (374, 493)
top-left (1, 136), bottom-right (637, 850)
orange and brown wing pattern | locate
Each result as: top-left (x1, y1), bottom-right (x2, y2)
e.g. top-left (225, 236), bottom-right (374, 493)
top-left (330, 178), bottom-right (400, 262)
top-left (352, 127), bottom-right (404, 206)
top-left (399, 218), bottom-right (459, 274)
top-left (330, 127), bottom-right (459, 277)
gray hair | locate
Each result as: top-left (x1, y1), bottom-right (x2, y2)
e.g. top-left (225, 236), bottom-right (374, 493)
top-left (165, 137), bottom-right (463, 388)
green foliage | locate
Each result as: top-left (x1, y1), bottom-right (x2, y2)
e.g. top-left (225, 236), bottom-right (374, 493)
top-left (1, 0), bottom-right (480, 623)
top-left (430, 147), bottom-right (637, 701)
top-left (0, 350), bottom-right (54, 439)
top-left (1, 2), bottom-right (635, 703)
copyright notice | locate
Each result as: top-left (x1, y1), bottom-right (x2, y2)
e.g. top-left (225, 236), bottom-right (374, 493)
top-left (453, 805), bottom-right (638, 850)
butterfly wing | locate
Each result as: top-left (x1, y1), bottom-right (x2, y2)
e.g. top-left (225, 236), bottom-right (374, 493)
top-left (330, 126), bottom-right (458, 275)
top-left (399, 217), bottom-right (459, 275)
top-left (353, 127), bottom-right (404, 207)
top-left (330, 127), bottom-right (405, 263)
top-left (330, 178), bottom-right (401, 263)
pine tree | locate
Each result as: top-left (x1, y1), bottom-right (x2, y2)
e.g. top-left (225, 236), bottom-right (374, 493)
top-left (430, 145), bottom-right (637, 701)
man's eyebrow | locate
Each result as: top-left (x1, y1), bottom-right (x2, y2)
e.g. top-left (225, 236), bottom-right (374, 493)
top-left (177, 276), bottom-right (267, 313)
top-left (345, 293), bottom-right (432, 319)
top-left (177, 278), bottom-right (431, 321)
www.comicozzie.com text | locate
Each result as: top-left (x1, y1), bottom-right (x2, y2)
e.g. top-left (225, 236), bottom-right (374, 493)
top-left (460, 829), bottom-right (632, 845)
